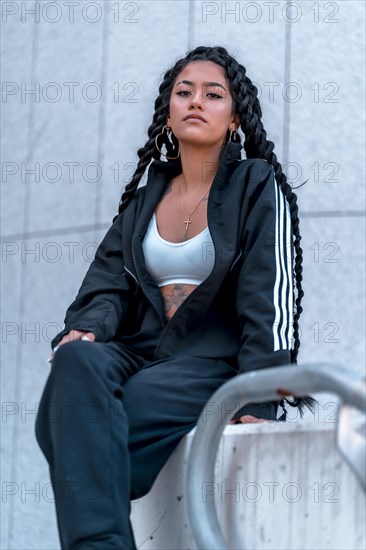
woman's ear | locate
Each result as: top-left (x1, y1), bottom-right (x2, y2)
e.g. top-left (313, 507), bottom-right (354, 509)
top-left (232, 113), bottom-right (240, 128)
top-left (229, 117), bottom-right (240, 133)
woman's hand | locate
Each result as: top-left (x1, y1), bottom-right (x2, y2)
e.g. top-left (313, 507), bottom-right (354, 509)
top-left (47, 330), bottom-right (96, 363)
top-left (228, 415), bottom-right (270, 424)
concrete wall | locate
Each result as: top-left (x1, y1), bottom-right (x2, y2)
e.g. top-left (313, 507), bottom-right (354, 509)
top-left (131, 422), bottom-right (366, 549)
top-left (1, 1), bottom-right (365, 548)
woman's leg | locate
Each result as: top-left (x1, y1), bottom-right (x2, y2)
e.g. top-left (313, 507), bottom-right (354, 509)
top-left (123, 355), bottom-right (238, 500)
top-left (35, 340), bottom-right (145, 550)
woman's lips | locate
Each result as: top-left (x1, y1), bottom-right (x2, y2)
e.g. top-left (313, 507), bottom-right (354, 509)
top-left (183, 116), bottom-right (206, 122)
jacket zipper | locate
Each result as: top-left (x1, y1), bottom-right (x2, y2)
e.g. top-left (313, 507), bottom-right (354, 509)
top-left (230, 249), bottom-right (242, 272)
top-left (124, 266), bottom-right (139, 296)
top-left (131, 247), bottom-right (166, 328)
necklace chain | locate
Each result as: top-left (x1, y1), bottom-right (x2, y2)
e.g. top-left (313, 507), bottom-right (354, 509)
top-left (179, 184), bottom-right (210, 239)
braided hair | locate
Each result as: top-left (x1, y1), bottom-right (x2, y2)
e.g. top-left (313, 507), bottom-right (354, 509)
top-left (116, 45), bottom-right (316, 417)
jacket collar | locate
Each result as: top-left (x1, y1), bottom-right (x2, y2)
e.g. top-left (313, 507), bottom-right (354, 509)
top-left (134, 140), bottom-right (243, 239)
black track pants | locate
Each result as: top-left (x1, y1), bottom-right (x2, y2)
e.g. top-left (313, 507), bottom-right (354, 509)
top-left (35, 339), bottom-right (237, 549)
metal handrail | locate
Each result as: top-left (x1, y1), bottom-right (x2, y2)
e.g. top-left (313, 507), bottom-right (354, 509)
top-left (186, 363), bottom-right (366, 550)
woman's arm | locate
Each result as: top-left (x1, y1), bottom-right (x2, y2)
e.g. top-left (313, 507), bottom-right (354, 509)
top-left (232, 161), bottom-right (294, 422)
top-left (50, 213), bottom-right (131, 351)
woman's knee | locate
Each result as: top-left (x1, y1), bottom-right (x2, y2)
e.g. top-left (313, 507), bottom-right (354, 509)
top-left (43, 341), bottom-right (111, 401)
top-left (50, 340), bottom-right (134, 400)
top-left (52, 340), bottom-right (100, 375)
top-left (50, 342), bottom-right (145, 397)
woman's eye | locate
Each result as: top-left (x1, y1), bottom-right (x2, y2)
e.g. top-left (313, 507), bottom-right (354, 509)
top-left (176, 91), bottom-right (223, 99)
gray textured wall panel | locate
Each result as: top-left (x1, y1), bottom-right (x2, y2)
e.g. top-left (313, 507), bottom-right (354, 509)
top-left (285, 214), bottom-right (365, 422)
top-left (289, 1), bottom-right (365, 212)
top-left (25, 19), bottom-right (105, 233)
top-left (299, 215), bottom-right (365, 373)
top-left (2, 19), bottom-right (35, 237)
top-left (1, 254), bottom-right (22, 400)
top-left (1, 257), bottom-right (26, 548)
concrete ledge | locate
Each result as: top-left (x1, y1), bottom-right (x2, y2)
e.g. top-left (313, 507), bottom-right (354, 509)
top-left (131, 421), bottom-right (366, 550)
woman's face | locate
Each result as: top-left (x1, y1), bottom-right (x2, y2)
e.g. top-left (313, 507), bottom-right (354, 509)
top-left (167, 60), bottom-right (239, 148)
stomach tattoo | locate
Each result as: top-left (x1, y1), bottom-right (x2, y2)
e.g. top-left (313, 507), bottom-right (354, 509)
top-left (160, 283), bottom-right (197, 320)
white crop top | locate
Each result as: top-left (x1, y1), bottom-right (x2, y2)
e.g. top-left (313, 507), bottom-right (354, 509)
top-left (142, 213), bottom-right (215, 287)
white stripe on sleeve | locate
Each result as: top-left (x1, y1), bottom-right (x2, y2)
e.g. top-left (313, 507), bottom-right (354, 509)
top-left (272, 174), bottom-right (293, 350)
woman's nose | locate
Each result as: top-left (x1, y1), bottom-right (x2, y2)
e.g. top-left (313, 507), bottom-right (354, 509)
top-left (188, 91), bottom-right (204, 109)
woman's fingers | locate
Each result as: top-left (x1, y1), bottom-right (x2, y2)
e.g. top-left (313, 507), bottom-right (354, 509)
top-left (47, 330), bottom-right (96, 363)
top-left (228, 415), bottom-right (270, 424)
top-left (80, 332), bottom-right (96, 342)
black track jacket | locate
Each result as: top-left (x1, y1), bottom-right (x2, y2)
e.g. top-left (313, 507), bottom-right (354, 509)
top-left (51, 141), bottom-right (294, 420)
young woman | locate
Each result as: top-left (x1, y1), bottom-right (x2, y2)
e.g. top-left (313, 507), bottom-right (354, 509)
top-left (35, 45), bottom-right (314, 549)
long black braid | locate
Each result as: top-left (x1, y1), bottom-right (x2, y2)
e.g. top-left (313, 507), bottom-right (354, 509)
top-left (116, 46), bottom-right (316, 417)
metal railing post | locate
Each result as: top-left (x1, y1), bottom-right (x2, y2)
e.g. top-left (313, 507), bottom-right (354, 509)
top-left (186, 363), bottom-right (366, 550)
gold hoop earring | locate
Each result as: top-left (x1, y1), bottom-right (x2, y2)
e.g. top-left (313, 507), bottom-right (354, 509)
top-left (155, 125), bottom-right (180, 160)
top-left (229, 129), bottom-right (238, 142)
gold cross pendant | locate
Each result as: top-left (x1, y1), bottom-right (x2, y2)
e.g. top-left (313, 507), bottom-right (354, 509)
top-left (184, 215), bottom-right (192, 231)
